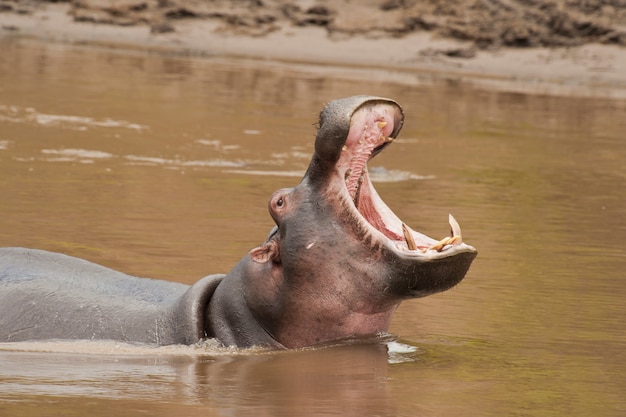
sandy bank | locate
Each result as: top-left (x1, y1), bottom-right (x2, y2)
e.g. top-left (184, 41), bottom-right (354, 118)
top-left (1, 2), bottom-right (625, 98)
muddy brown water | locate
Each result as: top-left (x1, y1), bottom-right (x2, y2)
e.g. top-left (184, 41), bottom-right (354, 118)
top-left (0, 39), bottom-right (625, 417)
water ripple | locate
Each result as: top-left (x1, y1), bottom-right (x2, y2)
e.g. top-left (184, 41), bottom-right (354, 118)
top-left (0, 104), bottom-right (147, 131)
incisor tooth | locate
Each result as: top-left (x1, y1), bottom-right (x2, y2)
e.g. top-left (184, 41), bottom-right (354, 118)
top-left (402, 223), bottom-right (417, 251)
top-left (429, 236), bottom-right (451, 252)
top-left (429, 243), bottom-right (443, 252)
top-left (429, 235), bottom-right (461, 252)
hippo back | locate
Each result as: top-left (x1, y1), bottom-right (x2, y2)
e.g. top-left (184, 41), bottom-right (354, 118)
top-left (0, 248), bottom-right (191, 344)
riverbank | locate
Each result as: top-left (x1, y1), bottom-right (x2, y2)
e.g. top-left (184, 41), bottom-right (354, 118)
top-left (1, 1), bottom-right (625, 98)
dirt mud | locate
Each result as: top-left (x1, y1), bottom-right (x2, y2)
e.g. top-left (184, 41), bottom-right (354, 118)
top-left (3, 0), bottom-right (626, 49)
top-left (1, 0), bottom-right (626, 95)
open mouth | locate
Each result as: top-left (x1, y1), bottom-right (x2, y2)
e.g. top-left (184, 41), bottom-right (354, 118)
top-left (337, 103), bottom-right (465, 255)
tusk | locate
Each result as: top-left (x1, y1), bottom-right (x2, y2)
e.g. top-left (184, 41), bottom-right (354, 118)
top-left (377, 121), bottom-right (387, 129)
top-left (402, 223), bottom-right (417, 251)
top-left (429, 224), bottom-right (463, 252)
top-left (449, 214), bottom-right (462, 244)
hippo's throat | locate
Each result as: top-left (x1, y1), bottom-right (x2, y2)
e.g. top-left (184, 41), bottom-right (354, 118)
top-left (335, 104), bottom-right (471, 257)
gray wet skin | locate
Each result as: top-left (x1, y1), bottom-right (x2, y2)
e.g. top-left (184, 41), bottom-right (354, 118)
top-left (0, 96), bottom-right (477, 349)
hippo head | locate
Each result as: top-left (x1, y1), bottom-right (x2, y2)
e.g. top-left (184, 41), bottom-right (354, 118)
top-left (209, 96), bottom-right (477, 349)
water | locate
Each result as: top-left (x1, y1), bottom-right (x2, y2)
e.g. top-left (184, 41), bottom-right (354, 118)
top-left (0, 38), bottom-right (625, 416)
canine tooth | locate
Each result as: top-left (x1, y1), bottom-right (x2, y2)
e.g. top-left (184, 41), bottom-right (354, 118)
top-left (402, 223), bottom-right (417, 250)
top-left (402, 223), bottom-right (417, 251)
top-left (342, 145), bottom-right (348, 151)
top-left (377, 121), bottom-right (387, 129)
top-left (449, 214), bottom-right (462, 243)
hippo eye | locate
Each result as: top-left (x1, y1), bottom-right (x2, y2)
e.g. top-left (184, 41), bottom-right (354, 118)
top-left (276, 197), bottom-right (284, 207)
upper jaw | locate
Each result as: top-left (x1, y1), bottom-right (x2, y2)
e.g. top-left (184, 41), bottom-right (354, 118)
top-left (312, 96), bottom-right (404, 167)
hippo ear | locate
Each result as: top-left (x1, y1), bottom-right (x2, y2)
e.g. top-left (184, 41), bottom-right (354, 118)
top-left (249, 240), bottom-right (280, 264)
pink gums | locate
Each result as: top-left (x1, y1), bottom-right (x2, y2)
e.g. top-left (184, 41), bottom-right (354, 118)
top-left (344, 112), bottom-right (393, 198)
top-left (338, 105), bottom-right (404, 242)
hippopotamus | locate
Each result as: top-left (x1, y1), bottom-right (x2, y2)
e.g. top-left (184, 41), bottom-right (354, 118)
top-left (0, 96), bottom-right (477, 349)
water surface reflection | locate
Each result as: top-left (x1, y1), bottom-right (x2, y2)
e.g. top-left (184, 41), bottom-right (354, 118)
top-left (0, 39), bottom-right (625, 417)
top-left (0, 342), bottom-right (401, 416)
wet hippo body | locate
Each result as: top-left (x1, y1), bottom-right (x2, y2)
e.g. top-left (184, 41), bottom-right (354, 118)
top-left (0, 248), bottom-right (223, 345)
top-left (0, 96), bottom-right (477, 349)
